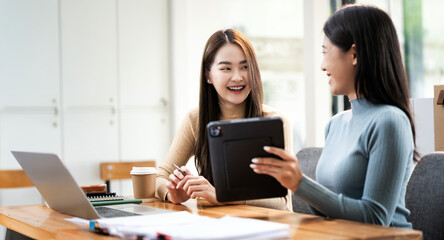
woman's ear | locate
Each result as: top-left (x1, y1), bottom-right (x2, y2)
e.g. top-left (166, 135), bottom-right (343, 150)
top-left (351, 44), bottom-right (357, 66)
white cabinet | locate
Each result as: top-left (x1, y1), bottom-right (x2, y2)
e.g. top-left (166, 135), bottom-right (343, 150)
top-left (60, 0), bottom-right (120, 187)
top-left (119, 109), bottom-right (169, 195)
top-left (60, 0), bottom-right (171, 194)
top-left (63, 111), bottom-right (118, 186)
top-left (119, 0), bottom-right (169, 106)
top-left (0, 0), bottom-right (170, 204)
top-left (120, 110), bottom-right (169, 164)
top-left (0, 113), bottom-right (61, 169)
top-left (0, 0), bottom-right (60, 108)
top-left (0, 0), bottom-right (61, 165)
top-left (61, 0), bottom-right (118, 107)
top-left (118, 0), bottom-right (170, 160)
top-left (0, 113), bottom-right (59, 206)
top-left (0, 0), bottom-right (61, 207)
top-left (117, 0), bottom-right (170, 195)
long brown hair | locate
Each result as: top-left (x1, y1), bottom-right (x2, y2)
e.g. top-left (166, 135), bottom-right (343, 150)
top-left (195, 29), bottom-right (264, 183)
top-left (323, 4), bottom-right (419, 161)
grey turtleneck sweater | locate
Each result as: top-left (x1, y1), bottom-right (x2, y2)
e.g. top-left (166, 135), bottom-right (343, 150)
top-left (295, 98), bottom-right (413, 229)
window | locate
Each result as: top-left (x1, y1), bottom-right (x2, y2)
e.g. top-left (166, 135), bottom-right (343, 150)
top-left (354, 0), bottom-right (444, 98)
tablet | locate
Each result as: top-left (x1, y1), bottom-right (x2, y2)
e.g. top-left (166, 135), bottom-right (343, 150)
top-left (207, 117), bottom-right (287, 202)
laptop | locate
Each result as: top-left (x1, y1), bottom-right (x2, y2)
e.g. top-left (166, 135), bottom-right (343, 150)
top-left (11, 151), bottom-right (171, 219)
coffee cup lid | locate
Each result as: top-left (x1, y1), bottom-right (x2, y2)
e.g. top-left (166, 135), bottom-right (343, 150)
top-left (130, 167), bottom-right (157, 175)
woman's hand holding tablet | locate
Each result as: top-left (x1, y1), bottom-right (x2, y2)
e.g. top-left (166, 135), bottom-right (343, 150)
top-left (250, 146), bottom-right (303, 192)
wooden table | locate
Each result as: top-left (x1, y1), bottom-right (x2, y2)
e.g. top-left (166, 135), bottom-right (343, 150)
top-left (0, 199), bottom-right (422, 239)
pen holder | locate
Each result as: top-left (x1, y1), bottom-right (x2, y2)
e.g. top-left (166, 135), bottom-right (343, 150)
top-left (130, 167), bottom-right (157, 199)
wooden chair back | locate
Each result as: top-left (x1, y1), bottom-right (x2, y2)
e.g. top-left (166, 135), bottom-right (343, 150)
top-left (0, 170), bottom-right (33, 188)
top-left (100, 161), bottom-right (156, 192)
top-left (0, 170), bottom-right (35, 240)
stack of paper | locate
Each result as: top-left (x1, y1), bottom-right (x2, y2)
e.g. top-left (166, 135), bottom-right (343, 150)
top-left (94, 211), bottom-right (290, 239)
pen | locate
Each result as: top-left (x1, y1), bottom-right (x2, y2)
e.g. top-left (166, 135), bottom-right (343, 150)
top-left (89, 220), bottom-right (110, 235)
top-left (172, 163), bottom-right (186, 175)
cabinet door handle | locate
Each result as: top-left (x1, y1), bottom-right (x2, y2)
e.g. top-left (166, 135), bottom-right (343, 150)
top-left (54, 107), bottom-right (58, 116)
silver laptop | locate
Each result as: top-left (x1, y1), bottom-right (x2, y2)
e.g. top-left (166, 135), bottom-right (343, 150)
top-left (11, 151), bottom-right (170, 219)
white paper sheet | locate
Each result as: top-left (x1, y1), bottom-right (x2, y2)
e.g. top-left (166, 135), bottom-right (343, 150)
top-left (94, 211), bottom-right (290, 240)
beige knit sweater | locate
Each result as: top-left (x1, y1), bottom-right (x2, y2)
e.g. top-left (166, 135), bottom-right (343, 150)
top-left (156, 104), bottom-right (294, 211)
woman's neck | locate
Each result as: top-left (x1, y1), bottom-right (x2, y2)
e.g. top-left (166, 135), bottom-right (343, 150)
top-left (219, 101), bottom-right (247, 121)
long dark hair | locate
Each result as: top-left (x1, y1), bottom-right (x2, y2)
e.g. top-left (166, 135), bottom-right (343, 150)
top-left (323, 4), bottom-right (419, 161)
top-left (195, 29), bottom-right (264, 183)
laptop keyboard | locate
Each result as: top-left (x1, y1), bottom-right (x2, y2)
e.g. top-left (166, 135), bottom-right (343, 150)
top-left (95, 206), bottom-right (141, 218)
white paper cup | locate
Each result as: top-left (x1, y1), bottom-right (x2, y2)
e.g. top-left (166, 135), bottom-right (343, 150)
top-left (130, 167), bottom-right (157, 199)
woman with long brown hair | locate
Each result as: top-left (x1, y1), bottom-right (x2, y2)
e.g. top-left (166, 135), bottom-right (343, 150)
top-left (156, 29), bottom-right (293, 210)
top-left (251, 4), bottom-right (417, 228)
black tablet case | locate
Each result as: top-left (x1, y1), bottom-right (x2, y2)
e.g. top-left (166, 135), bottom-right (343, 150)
top-left (207, 117), bottom-right (287, 202)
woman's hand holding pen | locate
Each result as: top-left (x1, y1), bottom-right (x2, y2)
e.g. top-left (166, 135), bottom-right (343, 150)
top-left (176, 175), bottom-right (220, 205)
top-left (166, 165), bottom-right (192, 204)
top-left (167, 165), bottom-right (219, 205)
top-left (250, 146), bottom-right (303, 192)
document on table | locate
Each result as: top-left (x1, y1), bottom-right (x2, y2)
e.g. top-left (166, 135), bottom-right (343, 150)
top-left (93, 211), bottom-right (290, 239)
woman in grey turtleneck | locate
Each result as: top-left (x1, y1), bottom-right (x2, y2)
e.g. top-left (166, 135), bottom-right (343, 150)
top-left (250, 4), bottom-right (417, 229)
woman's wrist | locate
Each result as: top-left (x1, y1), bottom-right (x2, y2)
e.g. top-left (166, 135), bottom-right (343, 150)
top-left (291, 174), bottom-right (304, 192)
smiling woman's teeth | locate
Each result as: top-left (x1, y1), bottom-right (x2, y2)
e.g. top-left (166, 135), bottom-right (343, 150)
top-left (228, 86), bottom-right (244, 91)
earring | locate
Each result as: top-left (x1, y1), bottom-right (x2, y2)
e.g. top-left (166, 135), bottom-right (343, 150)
top-left (207, 79), bottom-right (211, 83)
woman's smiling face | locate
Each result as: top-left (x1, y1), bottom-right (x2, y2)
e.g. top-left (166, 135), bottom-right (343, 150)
top-left (207, 43), bottom-right (251, 108)
top-left (320, 36), bottom-right (357, 100)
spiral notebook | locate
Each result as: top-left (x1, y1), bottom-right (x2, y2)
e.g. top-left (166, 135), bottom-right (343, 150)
top-left (86, 192), bottom-right (142, 206)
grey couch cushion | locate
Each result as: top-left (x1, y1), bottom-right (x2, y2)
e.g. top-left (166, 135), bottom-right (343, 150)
top-left (292, 147), bottom-right (323, 214)
top-left (406, 152), bottom-right (444, 240)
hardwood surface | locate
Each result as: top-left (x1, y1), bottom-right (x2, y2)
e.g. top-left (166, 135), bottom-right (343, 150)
top-left (0, 199), bottom-right (422, 240)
